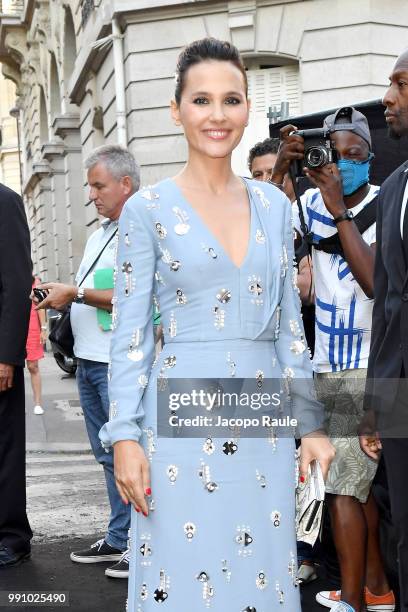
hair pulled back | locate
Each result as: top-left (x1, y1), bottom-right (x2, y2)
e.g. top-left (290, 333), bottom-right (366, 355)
top-left (174, 37), bottom-right (248, 105)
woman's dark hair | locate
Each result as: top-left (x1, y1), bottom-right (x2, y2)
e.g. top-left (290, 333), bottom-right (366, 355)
top-left (175, 37), bottom-right (248, 105)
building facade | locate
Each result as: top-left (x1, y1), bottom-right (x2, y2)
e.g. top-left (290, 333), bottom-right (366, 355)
top-left (0, 0), bottom-right (406, 281)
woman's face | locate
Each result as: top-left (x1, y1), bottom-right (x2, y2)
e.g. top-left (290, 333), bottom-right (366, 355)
top-left (171, 60), bottom-right (249, 160)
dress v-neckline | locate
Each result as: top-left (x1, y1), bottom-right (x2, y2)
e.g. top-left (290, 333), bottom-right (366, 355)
top-left (168, 177), bottom-right (253, 271)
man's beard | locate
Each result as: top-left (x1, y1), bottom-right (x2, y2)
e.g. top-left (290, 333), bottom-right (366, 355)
top-left (388, 126), bottom-right (402, 140)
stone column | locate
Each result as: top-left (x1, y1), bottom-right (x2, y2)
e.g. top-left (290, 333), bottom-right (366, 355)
top-left (52, 114), bottom-right (86, 281)
top-left (42, 142), bottom-right (70, 282)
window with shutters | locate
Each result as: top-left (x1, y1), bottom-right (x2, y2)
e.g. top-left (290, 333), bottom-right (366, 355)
top-left (232, 64), bottom-right (300, 176)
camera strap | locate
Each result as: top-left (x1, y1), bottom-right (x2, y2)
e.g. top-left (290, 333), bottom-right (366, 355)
top-left (313, 196), bottom-right (377, 257)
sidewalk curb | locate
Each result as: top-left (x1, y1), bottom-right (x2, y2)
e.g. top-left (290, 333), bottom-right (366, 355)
top-left (27, 443), bottom-right (92, 454)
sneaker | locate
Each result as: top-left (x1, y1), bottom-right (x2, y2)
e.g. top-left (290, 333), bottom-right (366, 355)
top-left (105, 549), bottom-right (130, 578)
top-left (317, 589), bottom-right (395, 611)
top-left (331, 604), bottom-right (355, 612)
top-left (316, 591), bottom-right (345, 609)
top-left (70, 539), bottom-right (123, 564)
top-left (297, 561), bottom-right (317, 584)
top-left (364, 587), bottom-right (395, 611)
top-left (33, 405), bottom-right (44, 415)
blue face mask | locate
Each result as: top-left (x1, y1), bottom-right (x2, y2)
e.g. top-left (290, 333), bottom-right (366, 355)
top-left (337, 153), bottom-right (374, 196)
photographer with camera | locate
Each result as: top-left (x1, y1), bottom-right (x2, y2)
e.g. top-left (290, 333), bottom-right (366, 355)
top-left (272, 107), bottom-right (394, 612)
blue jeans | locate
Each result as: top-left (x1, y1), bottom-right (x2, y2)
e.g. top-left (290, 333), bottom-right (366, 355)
top-left (76, 358), bottom-right (130, 551)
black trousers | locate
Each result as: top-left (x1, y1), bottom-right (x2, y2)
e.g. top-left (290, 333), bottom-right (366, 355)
top-left (381, 437), bottom-right (408, 612)
top-left (0, 367), bottom-right (32, 552)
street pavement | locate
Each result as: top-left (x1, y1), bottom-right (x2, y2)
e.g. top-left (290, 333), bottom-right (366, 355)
top-left (0, 352), bottom-right (338, 611)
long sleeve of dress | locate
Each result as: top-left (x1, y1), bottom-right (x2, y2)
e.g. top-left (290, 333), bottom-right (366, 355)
top-left (99, 194), bottom-right (157, 448)
top-left (275, 199), bottom-right (324, 437)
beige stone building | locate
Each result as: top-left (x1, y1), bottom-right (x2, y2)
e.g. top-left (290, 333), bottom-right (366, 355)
top-left (0, 0), bottom-right (406, 281)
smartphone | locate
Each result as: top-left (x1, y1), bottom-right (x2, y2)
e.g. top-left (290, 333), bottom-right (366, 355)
top-left (33, 288), bottom-right (48, 303)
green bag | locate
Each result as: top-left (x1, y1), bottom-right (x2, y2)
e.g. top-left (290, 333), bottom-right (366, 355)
top-left (94, 268), bottom-right (114, 331)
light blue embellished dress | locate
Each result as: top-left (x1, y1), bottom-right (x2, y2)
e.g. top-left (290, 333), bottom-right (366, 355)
top-left (99, 178), bottom-right (323, 612)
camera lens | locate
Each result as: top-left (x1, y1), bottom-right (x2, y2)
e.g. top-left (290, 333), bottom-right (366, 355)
top-left (306, 146), bottom-right (329, 168)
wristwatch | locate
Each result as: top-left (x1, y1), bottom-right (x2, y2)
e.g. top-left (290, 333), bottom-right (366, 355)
top-left (333, 209), bottom-right (354, 225)
top-left (74, 287), bottom-right (85, 304)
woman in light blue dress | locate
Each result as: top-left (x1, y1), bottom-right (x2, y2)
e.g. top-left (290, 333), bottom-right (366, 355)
top-left (100, 38), bottom-right (334, 612)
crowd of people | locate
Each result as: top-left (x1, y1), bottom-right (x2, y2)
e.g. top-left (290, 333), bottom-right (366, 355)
top-left (0, 36), bottom-right (408, 612)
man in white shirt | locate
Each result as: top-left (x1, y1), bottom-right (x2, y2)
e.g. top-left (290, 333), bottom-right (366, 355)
top-left (37, 145), bottom-right (139, 579)
top-left (272, 108), bottom-right (394, 612)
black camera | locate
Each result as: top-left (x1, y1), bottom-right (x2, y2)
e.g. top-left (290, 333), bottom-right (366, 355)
top-left (33, 287), bottom-right (48, 303)
top-left (290, 128), bottom-right (337, 176)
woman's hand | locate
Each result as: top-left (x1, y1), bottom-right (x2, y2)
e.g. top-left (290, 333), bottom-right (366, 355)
top-left (299, 430), bottom-right (335, 482)
top-left (40, 329), bottom-right (48, 345)
top-left (113, 440), bottom-right (151, 516)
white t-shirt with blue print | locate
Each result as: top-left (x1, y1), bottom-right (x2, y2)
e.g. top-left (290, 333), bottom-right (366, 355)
top-left (292, 184), bottom-right (379, 373)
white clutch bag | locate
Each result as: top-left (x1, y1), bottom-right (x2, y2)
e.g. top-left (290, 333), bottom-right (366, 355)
top-left (296, 458), bottom-right (325, 546)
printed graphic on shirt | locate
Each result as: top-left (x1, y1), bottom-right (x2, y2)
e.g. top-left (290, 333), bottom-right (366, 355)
top-left (292, 185), bottom-right (379, 373)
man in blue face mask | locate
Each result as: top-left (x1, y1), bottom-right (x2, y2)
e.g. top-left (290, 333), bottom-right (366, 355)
top-left (271, 109), bottom-right (395, 612)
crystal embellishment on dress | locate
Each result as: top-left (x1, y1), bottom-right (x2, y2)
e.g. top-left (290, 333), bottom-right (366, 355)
top-left (176, 288), bottom-right (187, 305)
top-left (154, 569), bottom-right (170, 602)
top-left (164, 355), bottom-right (176, 368)
top-left (275, 581), bottom-right (284, 604)
top-left (270, 510), bottom-right (281, 527)
top-left (274, 306), bottom-right (282, 341)
top-left (168, 312), bottom-right (177, 338)
top-left (222, 440), bottom-right (238, 455)
top-left (155, 222), bottom-right (167, 240)
top-left (140, 583), bottom-right (148, 601)
top-left (290, 339), bottom-right (307, 355)
top-left (227, 352), bottom-right (236, 377)
top-left (196, 571), bottom-right (214, 606)
top-left (122, 261), bottom-right (135, 296)
top-left (138, 374), bottom-right (149, 388)
top-left (235, 525), bottom-right (253, 557)
top-left (155, 270), bottom-right (165, 285)
top-left (256, 571), bottom-right (268, 590)
top-left (139, 541), bottom-right (152, 558)
top-left (202, 243), bottom-right (218, 259)
top-left (140, 188), bottom-right (159, 201)
top-left (216, 288), bottom-right (231, 304)
top-left (183, 522), bottom-right (196, 541)
top-left (255, 229), bottom-right (265, 244)
top-left (248, 275), bottom-right (264, 306)
top-left (144, 427), bottom-right (156, 462)
top-left (289, 319), bottom-right (302, 337)
top-left (242, 608), bottom-right (256, 612)
top-left (213, 306), bottom-right (225, 330)
top-left (203, 438), bottom-right (215, 455)
top-left (198, 461), bottom-right (218, 493)
top-left (256, 470), bottom-right (266, 488)
top-left (170, 260), bottom-right (181, 271)
top-left (124, 233), bottom-right (130, 246)
top-left (166, 465), bottom-right (178, 484)
top-left (280, 244), bottom-right (289, 278)
top-left (288, 551), bottom-right (299, 586)
top-left (255, 370), bottom-right (264, 388)
top-left (109, 400), bottom-right (118, 421)
top-left (128, 328), bottom-right (143, 362)
top-left (172, 206), bottom-right (190, 235)
top-left (221, 559), bottom-right (231, 583)
top-left (253, 186), bottom-right (270, 209)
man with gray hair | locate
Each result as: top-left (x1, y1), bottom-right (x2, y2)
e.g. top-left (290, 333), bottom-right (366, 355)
top-left (37, 145), bottom-right (139, 578)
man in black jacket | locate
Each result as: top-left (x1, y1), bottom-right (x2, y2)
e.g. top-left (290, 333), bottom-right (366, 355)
top-left (0, 184), bottom-right (32, 567)
top-left (361, 48), bottom-right (408, 611)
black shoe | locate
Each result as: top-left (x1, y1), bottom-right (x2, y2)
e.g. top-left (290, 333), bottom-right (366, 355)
top-left (70, 539), bottom-right (123, 564)
top-left (0, 544), bottom-right (30, 569)
top-left (105, 549), bottom-right (130, 578)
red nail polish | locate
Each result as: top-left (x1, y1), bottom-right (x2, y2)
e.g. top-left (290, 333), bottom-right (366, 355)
top-left (143, 511), bottom-right (148, 517)
top-left (136, 508), bottom-right (140, 513)
top-left (299, 475), bottom-right (305, 483)
top-left (145, 487), bottom-right (152, 496)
